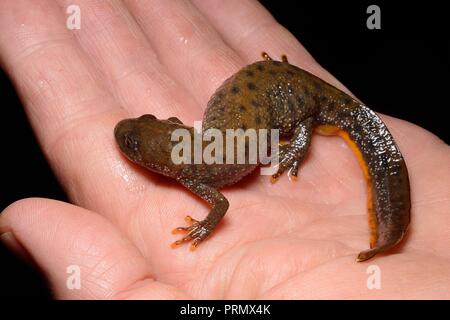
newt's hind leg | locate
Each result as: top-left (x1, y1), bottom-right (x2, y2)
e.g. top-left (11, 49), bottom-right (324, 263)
top-left (271, 117), bottom-right (313, 182)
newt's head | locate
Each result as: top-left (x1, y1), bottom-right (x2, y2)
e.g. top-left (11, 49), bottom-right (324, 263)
top-left (114, 114), bottom-right (188, 177)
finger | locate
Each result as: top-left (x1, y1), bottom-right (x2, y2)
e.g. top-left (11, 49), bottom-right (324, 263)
top-left (55, 0), bottom-right (201, 121)
top-left (192, 0), bottom-right (347, 91)
top-left (124, 0), bottom-right (244, 106)
top-left (0, 0), bottom-right (118, 148)
top-left (0, 1), bottom-right (124, 207)
top-left (0, 1), bottom-right (163, 218)
top-left (0, 198), bottom-right (188, 299)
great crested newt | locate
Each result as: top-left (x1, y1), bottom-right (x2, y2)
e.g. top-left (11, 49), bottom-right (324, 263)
top-left (114, 52), bottom-right (411, 262)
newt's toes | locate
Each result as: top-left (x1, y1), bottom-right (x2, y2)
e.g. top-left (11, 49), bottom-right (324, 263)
top-left (170, 235), bottom-right (192, 248)
top-left (271, 144), bottom-right (301, 182)
top-left (171, 215), bottom-right (211, 250)
top-left (271, 159), bottom-right (300, 182)
top-left (288, 160), bottom-right (300, 181)
top-left (171, 215), bottom-right (199, 234)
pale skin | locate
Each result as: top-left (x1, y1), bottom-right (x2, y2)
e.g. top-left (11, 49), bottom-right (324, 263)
top-left (0, 0), bottom-right (449, 299)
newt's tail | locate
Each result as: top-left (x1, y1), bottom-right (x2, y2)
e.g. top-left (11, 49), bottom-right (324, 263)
top-left (316, 103), bottom-right (411, 262)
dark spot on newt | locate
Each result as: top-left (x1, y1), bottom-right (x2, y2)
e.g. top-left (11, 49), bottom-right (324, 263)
top-left (338, 110), bottom-right (349, 119)
top-left (273, 61), bottom-right (282, 66)
top-left (296, 96), bottom-right (305, 106)
top-left (247, 82), bottom-right (257, 91)
top-left (251, 99), bottom-right (260, 107)
top-left (257, 64), bottom-right (264, 71)
top-left (245, 70), bottom-right (255, 77)
top-left (238, 105), bottom-right (246, 112)
top-left (255, 115), bottom-right (261, 124)
top-left (268, 70), bottom-right (277, 76)
top-left (231, 86), bottom-right (240, 94)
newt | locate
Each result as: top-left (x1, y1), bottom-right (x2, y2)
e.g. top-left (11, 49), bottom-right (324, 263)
top-left (114, 52), bottom-right (410, 262)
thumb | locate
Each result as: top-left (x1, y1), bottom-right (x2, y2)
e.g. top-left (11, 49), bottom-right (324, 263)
top-left (0, 198), bottom-right (188, 299)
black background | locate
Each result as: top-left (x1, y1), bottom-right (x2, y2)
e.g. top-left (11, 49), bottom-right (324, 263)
top-left (0, 1), bottom-right (448, 299)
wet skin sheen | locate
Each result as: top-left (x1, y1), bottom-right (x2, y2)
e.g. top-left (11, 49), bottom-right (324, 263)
top-left (114, 53), bottom-right (410, 262)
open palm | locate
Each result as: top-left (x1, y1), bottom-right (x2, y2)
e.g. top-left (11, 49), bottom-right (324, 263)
top-left (1, 0), bottom-right (449, 299)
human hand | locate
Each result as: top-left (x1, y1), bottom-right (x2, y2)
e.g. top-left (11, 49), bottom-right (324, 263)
top-left (1, 0), bottom-right (449, 299)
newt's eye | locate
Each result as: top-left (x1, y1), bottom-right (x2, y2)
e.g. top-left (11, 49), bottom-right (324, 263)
top-left (139, 114), bottom-right (156, 121)
top-left (124, 133), bottom-right (138, 150)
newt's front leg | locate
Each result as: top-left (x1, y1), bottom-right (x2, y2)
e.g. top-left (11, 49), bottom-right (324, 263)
top-left (171, 178), bottom-right (229, 250)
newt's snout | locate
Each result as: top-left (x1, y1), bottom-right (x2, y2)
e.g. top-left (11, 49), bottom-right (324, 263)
top-left (114, 119), bottom-right (143, 163)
